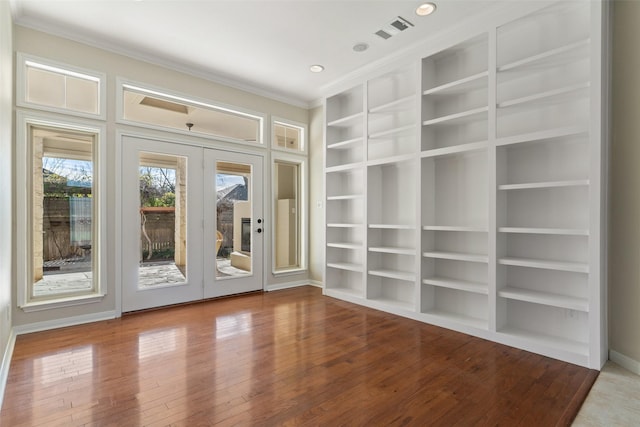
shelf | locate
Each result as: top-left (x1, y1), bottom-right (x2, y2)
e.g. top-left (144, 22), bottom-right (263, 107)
top-left (326, 194), bottom-right (363, 201)
top-left (327, 242), bottom-right (362, 250)
top-left (367, 153), bottom-right (416, 166)
top-left (422, 71), bottom-right (488, 96)
top-left (422, 251), bottom-right (488, 263)
top-left (327, 111), bottom-right (364, 128)
top-left (368, 124), bottom-right (415, 140)
top-left (423, 225), bottom-right (488, 232)
top-left (498, 286), bottom-right (588, 312)
top-left (369, 224), bottom-right (416, 230)
top-left (422, 277), bottom-right (488, 295)
top-left (498, 82), bottom-right (590, 109)
top-left (369, 297), bottom-right (414, 312)
top-left (327, 223), bottom-right (361, 228)
top-left (499, 326), bottom-right (589, 357)
top-left (423, 309), bottom-right (488, 330)
top-left (327, 137), bottom-right (362, 150)
top-left (368, 269), bottom-right (416, 282)
top-left (422, 106), bottom-right (488, 127)
top-left (498, 38), bottom-right (590, 72)
top-left (325, 162), bottom-right (362, 173)
top-left (421, 141), bottom-right (488, 158)
top-left (369, 94), bottom-right (416, 113)
top-left (498, 179), bottom-right (589, 191)
top-left (498, 257), bottom-right (589, 273)
top-left (327, 262), bottom-right (363, 272)
top-left (368, 246), bottom-right (415, 255)
top-left (498, 227), bottom-right (589, 236)
top-left (496, 125), bottom-right (588, 147)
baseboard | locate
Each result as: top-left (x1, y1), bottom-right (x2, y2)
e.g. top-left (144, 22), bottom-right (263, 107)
top-left (13, 310), bottom-right (117, 336)
top-left (266, 281), bottom-right (319, 292)
top-left (308, 280), bottom-right (323, 288)
top-left (609, 349), bottom-right (640, 375)
top-left (0, 328), bottom-right (17, 410)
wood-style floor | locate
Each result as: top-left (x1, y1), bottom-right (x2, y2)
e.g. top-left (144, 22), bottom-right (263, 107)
top-left (1, 286), bottom-right (597, 426)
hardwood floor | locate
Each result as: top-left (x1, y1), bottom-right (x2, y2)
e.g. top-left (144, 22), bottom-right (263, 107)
top-left (1, 286), bottom-right (597, 426)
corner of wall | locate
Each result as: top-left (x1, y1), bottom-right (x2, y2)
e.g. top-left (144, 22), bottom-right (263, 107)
top-left (609, 349), bottom-right (640, 376)
top-left (0, 0), bottom-right (14, 408)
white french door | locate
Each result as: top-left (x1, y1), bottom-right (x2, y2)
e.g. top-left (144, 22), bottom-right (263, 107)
top-left (203, 149), bottom-right (263, 298)
top-left (120, 136), bottom-right (263, 312)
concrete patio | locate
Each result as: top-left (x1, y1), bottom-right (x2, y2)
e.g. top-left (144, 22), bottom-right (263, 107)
top-left (34, 259), bottom-right (250, 297)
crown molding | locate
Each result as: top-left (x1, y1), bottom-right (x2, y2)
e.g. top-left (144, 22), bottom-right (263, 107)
top-left (12, 17), bottom-right (312, 110)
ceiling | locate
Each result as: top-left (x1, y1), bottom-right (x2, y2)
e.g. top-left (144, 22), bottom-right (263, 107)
top-left (10, 0), bottom-right (511, 107)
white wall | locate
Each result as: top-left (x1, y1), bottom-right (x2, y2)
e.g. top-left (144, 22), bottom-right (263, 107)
top-left (0, 0), bottom-right (14, 403)
top-left (13, 26), bottom-right (310, 326)
top-left (609, 0), bottom-right (640, 368)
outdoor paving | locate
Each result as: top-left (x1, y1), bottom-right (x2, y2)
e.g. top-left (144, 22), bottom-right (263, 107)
top-left (34, 259), bottom-right (250, 297)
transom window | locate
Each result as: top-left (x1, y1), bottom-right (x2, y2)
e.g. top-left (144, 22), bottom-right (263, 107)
top-left (17, 53), bottom-right (105, 119)
top-left (120, 83), bottom-right (263, 144)
top-left (273, 120), bottom-right (304, 152)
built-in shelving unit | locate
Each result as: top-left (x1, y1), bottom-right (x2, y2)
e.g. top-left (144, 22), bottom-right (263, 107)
top-left (325, 84), bottom-right (366, 298)
top-left (324, 0), bottom-right (606, 369)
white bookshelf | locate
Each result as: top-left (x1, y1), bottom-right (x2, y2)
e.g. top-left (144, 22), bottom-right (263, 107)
top-left (324, 0), bottom-right (607, 369)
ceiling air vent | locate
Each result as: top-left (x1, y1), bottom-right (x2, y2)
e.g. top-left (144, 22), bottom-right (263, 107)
top-left (375, 16), bottom-right (414, 40)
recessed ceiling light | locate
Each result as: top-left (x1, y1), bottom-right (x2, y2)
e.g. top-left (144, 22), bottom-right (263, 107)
top-left (353, 43), bottom-right (369, 52)
top-left (310, 64), bottom-right (325, 73)
top-left (416, 2), bottom-right (437, 16)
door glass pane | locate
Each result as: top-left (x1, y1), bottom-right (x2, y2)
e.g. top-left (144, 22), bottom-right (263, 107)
top-left (275, 162), bottom-right (299, 270)
top-left (138, 152), bottom-right (187, 288)
top-left (32, 128), bottom-right (95, 298)
top-left (216, 161), bottom-right (252, 279)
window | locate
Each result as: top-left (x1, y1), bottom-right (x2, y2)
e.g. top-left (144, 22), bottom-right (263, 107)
top-left (17, 53), bottom-right (105, 119)
top-left (273, 120), bottom-right (305, 152)
top-left (119, 82), bottom-right (263, 144)
top-left (17, 114), bottom-right (106, 309)
top-left (272, 157), bottom-right (307, 273)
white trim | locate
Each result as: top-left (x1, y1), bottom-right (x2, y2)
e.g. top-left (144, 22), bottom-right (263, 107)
top-left (117, 128), bottom-right (267, 158)
top-left (20, 294), bottom-right (106, 312)
top-left (273, 268), bottom-right (308, 278)
top-left (116, 77), bottom-right (266, 147)
top-left (15, 110), bottom-right (108, 309)
top-left (16, 52), bottom-right (107, 120)
top-left (265, 280), bottom-right (315, 292)
top-left (13, 311), bottom-right (117, 336)
top-left (309, 280), bottom-right (323, 288)
top-left (609, 350), bottom-right (640, 376)
top-left (0, 328), bottom-right (16, 410)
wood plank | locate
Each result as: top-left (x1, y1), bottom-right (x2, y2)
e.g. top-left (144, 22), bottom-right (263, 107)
top-left (0, 286), bottom-right (596, 426)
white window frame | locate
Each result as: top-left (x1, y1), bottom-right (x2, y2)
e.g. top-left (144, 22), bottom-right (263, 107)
top-left (16, 110), bottom-right (107, 311)
top-left (271, 151), bottom-right (308, 276)
top-left (271, 117), bottom-right (307, 155)
top-left (16, 52), bottom-right (107, 120)
top-left (116, 78), bottom-right (266, 147)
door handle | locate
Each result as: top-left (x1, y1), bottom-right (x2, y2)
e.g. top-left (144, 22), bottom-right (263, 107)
top-left (256, 228), bottom-right (262, 233)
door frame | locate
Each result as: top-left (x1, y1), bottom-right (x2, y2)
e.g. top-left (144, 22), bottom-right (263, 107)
top-left (115, 131), bottom-right (267, 315)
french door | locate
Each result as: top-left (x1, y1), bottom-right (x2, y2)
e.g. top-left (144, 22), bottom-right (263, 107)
top-left (120, 136), bottom-right (263, 312)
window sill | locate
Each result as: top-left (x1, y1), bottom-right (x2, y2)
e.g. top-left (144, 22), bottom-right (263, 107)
top-left (20, 293), bottom-right (106, 313)
top-left (273, 268), bottom-right (308, 278)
